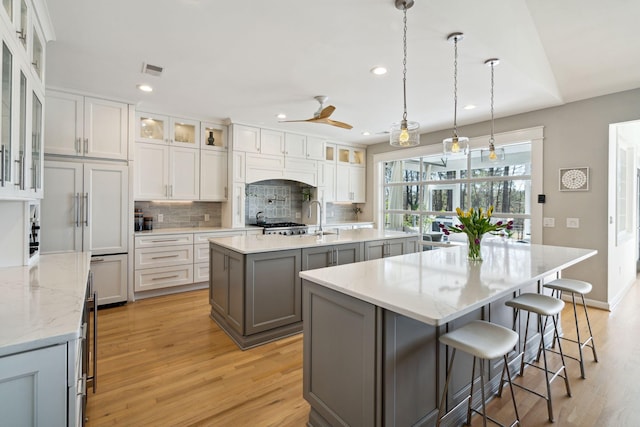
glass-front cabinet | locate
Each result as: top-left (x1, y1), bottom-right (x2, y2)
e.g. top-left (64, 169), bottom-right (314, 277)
top-left (31, 24), bottom-right (42, 79)
top-left (17, 0), bottom-right (27, 49)
top-left (0, 0), bottom-right (48, 199)
top-left (136, 112), bottom-right (200, 148)
top-left (2, 0), bottom-right (12, 23)
top-left (1, 42), bottom-right (13, 190)
top-left (201, 122), bottom-right (226, 150)
top-left (31, 90), bottom-right (42, 193)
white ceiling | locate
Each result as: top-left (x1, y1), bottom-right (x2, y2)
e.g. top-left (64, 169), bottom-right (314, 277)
top-left (44, 0), bottom-right (640, 145)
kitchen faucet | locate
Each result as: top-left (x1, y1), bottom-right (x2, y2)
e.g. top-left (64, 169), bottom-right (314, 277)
top-left (308, 200), bottom-right (323, 235)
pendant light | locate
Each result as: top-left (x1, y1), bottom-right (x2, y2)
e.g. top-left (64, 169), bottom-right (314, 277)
top-left (481, 58), bottom-right (505, 162)
top-left (390, 0), bottom-right (420, 147)
top-left (442, 33), bottom-right (469, 156)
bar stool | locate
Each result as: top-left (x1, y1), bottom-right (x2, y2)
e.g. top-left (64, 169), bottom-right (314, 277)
top-left (437, 320), bottom-right (520, 427)
top-left (499, 293), bottom-right (571, 422)
top-left (543, 278), bottom-right (598, 378)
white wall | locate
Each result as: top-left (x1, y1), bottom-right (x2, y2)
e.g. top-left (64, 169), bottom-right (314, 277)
top-left (366, 88), bottom-right (640, 307)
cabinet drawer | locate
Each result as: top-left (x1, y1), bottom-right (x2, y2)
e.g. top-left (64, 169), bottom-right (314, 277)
top-left (194, 231), bottom-right (245, 244)
top-left (135, 233), bottom-right (193, 248)
top-left (135, 245), bottom-right (193, 269)
top-left (195, 243), bottom-right (209, 263)
top-left (134, 265), bottom-right (194, 291)
top-left (194, 262), bottom-right (209, 283)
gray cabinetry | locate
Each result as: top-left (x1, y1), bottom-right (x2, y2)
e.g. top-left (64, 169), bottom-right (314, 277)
top-left (364, 236), bottom-right (419, 261)
top-left (245, 249), bottom-right (301, 335)
top-left (301, 242), bottom-right (362, 270)
top-left (209, 244), bottom-right (244, 334)
top-left (209, 244), bottom-right (303, 349)
top-left (303, 280), bottom-right (378, 427)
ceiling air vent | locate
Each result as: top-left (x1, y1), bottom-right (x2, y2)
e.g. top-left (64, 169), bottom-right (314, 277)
top-left (142, 62), bottom-right (163, 77)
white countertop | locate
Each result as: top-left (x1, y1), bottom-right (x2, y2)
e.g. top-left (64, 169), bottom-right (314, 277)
top-left (134, 226), bottom-right (262, 236)
top-left (299, 241), bottom-right (597, 326)
top-left (209, 229), bottom-right (418, 254)
top-left (0, 252), bottom-right (91, 357)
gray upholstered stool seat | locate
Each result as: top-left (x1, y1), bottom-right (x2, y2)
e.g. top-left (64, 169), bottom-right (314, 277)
top-left (437, 321), bottom-right (520, 427)
top-left (500, 293), bottom-right (571, 423)
top-left (544, 278), bottom-right (598, 378)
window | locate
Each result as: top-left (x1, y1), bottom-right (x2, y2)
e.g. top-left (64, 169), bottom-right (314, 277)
top-left (375, 127), bottom-right (544, 248)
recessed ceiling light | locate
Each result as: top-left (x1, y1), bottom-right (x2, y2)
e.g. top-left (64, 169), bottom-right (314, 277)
top-left (276, 113), bottom-right (287, 119)
top-left (370, 66), bottom-right (387, 75)
top-left (361, 131), bottom-right (371, 136)
top-left (463, 104), bottom-right (476, 110)
top-left (137, 84), bottom-right (153, 92)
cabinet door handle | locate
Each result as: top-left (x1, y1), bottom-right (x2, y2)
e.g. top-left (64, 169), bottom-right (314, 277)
top-left (92, 257), bottom-right (104, 262)
top-left (224, 254), bottom-right (228, 271)
top-left (169, 185), bottom-right (173, 197)
top-left (91, 289), bottom-right (97, 393)
top-left (84, 138), bottom-right (89, 154)
top-left (224, 186), bottom-right (228, 199)
top-left (0, 146), bottom-right (4, 187)
top-left (75, 137), bottom-right (81, 154)
top-left (75, 193), bottom-right (81, 227)
top-left (84, 193), bottom-right (89, 226)
top-left (14, 157), bottom-right (23, 189)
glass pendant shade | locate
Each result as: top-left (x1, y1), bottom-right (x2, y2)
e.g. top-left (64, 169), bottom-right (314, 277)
top-left (443, 134), bottom-right (469, 155)
top-left (390, 120), bottom-right (420, 147)
top-left (481, 140), bottom-right (505, 162)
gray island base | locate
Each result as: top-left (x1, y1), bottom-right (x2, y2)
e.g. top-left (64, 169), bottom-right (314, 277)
top-left (208, 229), bottom-right (420, 350)
top-left (300, 242), bottom-right (596, 426)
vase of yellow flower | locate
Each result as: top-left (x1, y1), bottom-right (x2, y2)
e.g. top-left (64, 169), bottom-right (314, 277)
top-left (439, 206), bottom-right (513, 261)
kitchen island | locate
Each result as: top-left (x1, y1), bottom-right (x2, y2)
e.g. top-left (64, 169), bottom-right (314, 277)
top-left (208, 229), bottom-right (419, 349)
top-left (0, 252), bottom-right (93, 427)
top-left (299, 241), bottom-right (596, 427)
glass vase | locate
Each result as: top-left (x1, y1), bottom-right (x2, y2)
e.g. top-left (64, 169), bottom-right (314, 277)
top-left (467, 234), bottom-right (483, 262)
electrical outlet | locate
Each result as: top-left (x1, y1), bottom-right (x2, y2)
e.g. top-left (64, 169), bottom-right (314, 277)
top-left (204, 214), bottom-right (210, 221)
top-left (566, 218), bottom-right (580, 228)
top-left (295, 211), bottom-right (301, 218)
top-left (157, 214), bottom-right (163, 223)
top-left (543, 217), bottom-right (555, 227)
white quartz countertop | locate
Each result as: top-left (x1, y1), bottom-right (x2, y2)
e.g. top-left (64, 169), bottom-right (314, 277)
top-left (134, 226), bottom-right (262, 235)
top-left (209, 229), bottom-right (418, 254)
top-left (299, 242), bottom-right (597, 326)
top-left (0, 252), bottom-right (91, 357)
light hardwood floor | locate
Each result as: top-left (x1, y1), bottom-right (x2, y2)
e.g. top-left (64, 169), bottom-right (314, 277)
top-left (87, 282), bottom-right (640, 427)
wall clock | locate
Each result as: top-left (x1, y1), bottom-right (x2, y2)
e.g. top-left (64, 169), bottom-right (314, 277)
top-left (559, 167), bottom-right (589, 191)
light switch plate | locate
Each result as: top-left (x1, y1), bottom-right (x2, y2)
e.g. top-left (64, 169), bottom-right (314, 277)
top-left (204, 214), bottom-right (210, 221)
top-left (566, 218), bottom-right (580, 228)
top-left (295, 212), bottom-right (301, 218)
top-left (157, 214), bottom-right (163, 223)
top-left (543, 217), bottom-right (555, 227)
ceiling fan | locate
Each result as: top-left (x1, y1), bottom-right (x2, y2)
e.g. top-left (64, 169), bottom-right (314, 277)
top-left (279, 96), bottom-right (353, 130)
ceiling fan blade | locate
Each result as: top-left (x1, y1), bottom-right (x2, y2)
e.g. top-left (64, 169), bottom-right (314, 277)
top-left (316, 105), bottom-right (336, 119)
top-left (325, 119), bottom-right (353, 130)
top-left (278, 118), bottom-right (316, 123)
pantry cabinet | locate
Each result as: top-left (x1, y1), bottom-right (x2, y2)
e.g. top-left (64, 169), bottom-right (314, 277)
top-left (134, 142), bottom-right (199, 200)
top-left (45, 90), bottom-right (128, 160)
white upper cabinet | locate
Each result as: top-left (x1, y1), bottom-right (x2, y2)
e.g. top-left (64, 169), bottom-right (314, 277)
top-left (284, 133), bottom-right (306, 158)
top-left (200, 150), bottom-right (227, 201)
top-left (45, 90), bottom-right (128, 160)
top-left (305, 136), bottom-right (325, 160)
top-left (232, 124), bottom-right (260, 153)
top-left (337, 145), bottom-right (365, 166)
top-left (260, 129), bottom-right (285, 155)
top-left (285, 133), bottom-right (325, 160)
top-left (136, 112), bottom-right (200, 148)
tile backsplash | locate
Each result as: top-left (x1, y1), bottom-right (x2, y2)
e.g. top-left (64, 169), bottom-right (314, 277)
top-left (134, 201), bottom-right (221, 229)
top-left (245, 180), bottom-right (310, 224)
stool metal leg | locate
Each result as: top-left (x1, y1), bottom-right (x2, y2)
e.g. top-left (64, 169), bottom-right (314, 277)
top-left (537, 316), bottom-right (555, 422)
top-left (581, 293), bottom-right (599, 363)
top-left (570, 292), bottom-right (586, 378)
top-left (479, 358), bottom-right (488, 427)
top-left (436, 348), bottom-right (457, 427)
top-left (467, 356), bottom-right (477, 425)
top-left (502, 354), bottom-right (520, 425)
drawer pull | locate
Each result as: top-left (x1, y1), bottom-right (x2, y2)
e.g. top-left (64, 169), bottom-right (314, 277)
top-left (151, 275), bottom-right (180, 281)
top-left (150, 254), bottom-right (180, 259)
top-left (150, 238), bottom-right (181, 243)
